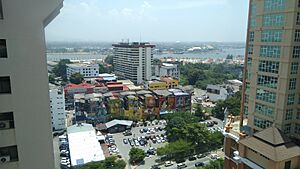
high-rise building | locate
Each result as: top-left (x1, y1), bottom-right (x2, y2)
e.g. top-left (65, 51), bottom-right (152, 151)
top-left (0, 0), bottom-right (63, 169)
top-left (224, 0), bottom-right (300, 169)
top-left (112, 42), bottom-right (155, 84)
top-left (49, 84), bottom-right (66, 131)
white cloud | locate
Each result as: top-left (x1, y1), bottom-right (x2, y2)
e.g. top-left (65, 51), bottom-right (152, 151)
top-left (121, 8), bottom-right (134, 16)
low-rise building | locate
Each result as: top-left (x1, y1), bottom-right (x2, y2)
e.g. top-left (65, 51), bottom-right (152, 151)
top-left (160, 76), bottom-right (179, 89)
top-left (206, 84), bottom-right (229, 102)
top-left (49, 84), bottom-right (66, 131)
top-left (145, 80), bottom-right (168, 90)
top-left (105, 120), bottom-right (133, 133)
top-left (153, 63), bottom-right (180, 79)
top-left (67, 123), bottom-right (105, 166)
top-left (66, 63), bottom-right (99, 79)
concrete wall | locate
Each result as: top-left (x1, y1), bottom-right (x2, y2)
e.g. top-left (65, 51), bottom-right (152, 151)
top-left (0, 0), bottom-right (63, 168)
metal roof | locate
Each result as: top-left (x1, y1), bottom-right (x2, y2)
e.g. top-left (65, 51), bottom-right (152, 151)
top-left (105, 120), bottom-right (133, 129)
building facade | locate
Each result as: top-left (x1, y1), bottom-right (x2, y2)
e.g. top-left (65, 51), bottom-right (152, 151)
top-left (153, 63), bottom-right (180, 79)
top-left (49, 84), bottom-right (66, 131)
top-left (224, 0), bottom-right (300, 169)
top-left (0, 0), bottom-right (62, 169)
top-left (66, 63), bottom-right (99, 79)
top-left (113, 42), bottom-right (155, 84)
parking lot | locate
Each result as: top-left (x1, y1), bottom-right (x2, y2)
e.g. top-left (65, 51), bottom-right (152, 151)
top-left (106, 120), bottom-right (168, 169)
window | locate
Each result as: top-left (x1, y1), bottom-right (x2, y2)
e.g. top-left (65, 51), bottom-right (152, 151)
top-left (291, 62), bottom-right (298, 74)
top-left (0, 0), bottom-right (3, 19)
top-left (254, 116), bottom-right (273, 129)
top-left (257, 75), bottom-right (278, 89)
top-left (293, 47), bottom-right (300, 58)
top-left (284, 161), bottom-right (291, 169)
top-left (289, 78), bottom-right (297, 90)
top-left (297, 13), bottom-right (300, 25)
top-left (0, 39), bottom-right (7, 58)
top-left (284, 124), bottom-right (291, 134)
top-left (264, 0), bottom-right (285, 11)
top-left (295, 123), bottom-right (300, 134)
top-left (263, 13), bottom-right (284, 27)
top-left (248, 45), bottom-right (253, 55)
top-left (261, 30), bottom-right (283, 42)
top-left (0, 112), bottom-right (14, 129)
top-left (285, 109), bottom-right (293, 120)
top-left (295, 30), bottom-right (300, 42)
top-left (249, 32), bottom-right (255, 42)
top-left (256, 89), bottom-right (276, 103)
top-left (260, 46), bottom-right (281, 58)
top-left (287, 94), bottom-right (295, 105)
top-left (0, 77), bottom-right (11, 94)
top-left (297, 109), bottom-right (300, 119)
top-left (259, 60), bottom-right (280, 74)
top-left (255, 103), bottom-right (274, 117)
top-left (0, 145), bottom-right (19, 162)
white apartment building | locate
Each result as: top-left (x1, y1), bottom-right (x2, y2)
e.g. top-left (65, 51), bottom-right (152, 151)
top-left (66, 63), bottom-right (99, 79)
top-left (0, 0), bottom-right (62, 169)
top-left (113, 42), bottom-right (155, 84)
top-left (49, 84), bottom-right (66, 131)
top-left (153, 63), bottom-right (180, 79)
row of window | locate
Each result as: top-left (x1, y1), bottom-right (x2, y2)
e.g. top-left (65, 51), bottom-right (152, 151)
top-left (255, 103), bottom-right (274, 117)
top-left (263, 13), bottom-right (284, 27)
top-left (289, 78), bottom-right (297, 90)
top-left (257, 75), bottom-right (278, 89)
top-left (264, 0), bottom-right (285, 12)
top-left (254, 116), bottom-right (273, 129)
top-left (256, 89), bottom-right (276, 103)
top-left (258, 60), bottom-right (279, 74)
top-left (260, 46), bottom-right (281, 58)
top-left (261, 30), bottom-right (282, 42)
top-left (284, 123), bottom-right (300, 135)
top-left (291, 63), bottom-right (299, 74)
top-left (287, 94), bottom-right (295, 105)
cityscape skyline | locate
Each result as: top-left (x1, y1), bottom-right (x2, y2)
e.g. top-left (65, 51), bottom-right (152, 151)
top-left (45, 0), bottom-right (249, 42)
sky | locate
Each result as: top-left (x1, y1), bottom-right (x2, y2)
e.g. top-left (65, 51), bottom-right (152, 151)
top-left (45, 0), bottom-right (249, 42)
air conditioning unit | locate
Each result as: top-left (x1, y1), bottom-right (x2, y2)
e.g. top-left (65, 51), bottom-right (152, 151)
top-left (0, 121), bottom-right (10, 129)
top-left (0, 156), bottom-right (10, 164)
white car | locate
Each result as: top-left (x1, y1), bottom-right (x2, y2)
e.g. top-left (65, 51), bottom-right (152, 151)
top-left (164, 161), bottom-right (174, 167)
top-left (210, 154), bottom-right (219, 159)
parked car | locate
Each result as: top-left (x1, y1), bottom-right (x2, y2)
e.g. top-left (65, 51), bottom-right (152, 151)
top-left (164, 161), bottom-right (174, 167)
top-left (151, 165), bottom-right (161, 169)
top-left (188, 156), bottom-right (197, 161)
top-left (197, 154), bottom-right (205, 158)
top-left (123, 138), bottom-right (128, 144)
top-left (210, 154), bottom-right (219, 159)
top-left (195, 162), bottom-right (205, 167)
top-left (177, 163), bottom-right (187, 169)
top-left (123, 130), bottom-right (132, 136)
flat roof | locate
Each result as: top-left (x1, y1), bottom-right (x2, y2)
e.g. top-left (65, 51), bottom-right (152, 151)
top-left (112, 42), bottom-right (155, 48)
top-left (105, 120), bottom-right (133, 129)
top-left (67, 123), bottom-right (105, 166)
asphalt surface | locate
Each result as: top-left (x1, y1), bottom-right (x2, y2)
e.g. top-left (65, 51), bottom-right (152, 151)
top-left (112, 122), bottom-right (167, 169)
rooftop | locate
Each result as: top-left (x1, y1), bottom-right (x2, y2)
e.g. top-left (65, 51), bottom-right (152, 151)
top-left (112, 42), bottom-right (155, 48)
top-left (152, 90), bottom-right (172, 97)
top-left (105, 120), bottom-right (133, 129)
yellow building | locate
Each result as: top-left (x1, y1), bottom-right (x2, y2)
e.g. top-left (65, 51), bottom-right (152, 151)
top-left (146, 80), bottom-right (168, 90)
top-left (160, 76), bottom-right (179, 88)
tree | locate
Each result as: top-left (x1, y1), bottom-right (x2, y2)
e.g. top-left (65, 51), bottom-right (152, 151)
top-left (52, 59), bottom-right (71, 81)
top-left (99, 64), bottom-right (106, 74)
top-left (153, 58), bottom-right (161, 65)
top-left (129, 148), bottom-right (146, 164)
top-left (194, 104), bottom-right (204, 120)
top-left (157, 139), bottom-right (194, 160)
top-left (105, 55), bottom-right (114, 65)
top-left (197, 159), bottom-right (224, 169)
top-left (212, 91), bottom-right (241, 120)
top-left (70, 73), bottom-right (84, 84)
top-left (76, 156), bottom-right (126, 169)
top-left (48, 74), bottom-right (56, 84)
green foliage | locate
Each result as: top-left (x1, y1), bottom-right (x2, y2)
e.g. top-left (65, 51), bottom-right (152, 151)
top-left (52, 59), bottom-right (71, 81)
top-left (152, 58), bottom-right (161, 65)
top-left (194, 104), bottom-right (204, 120)
top-left (99, 64), bottom-right (106, 74)
top-left (212, 91), bottom-right (241, 120)
top-left (76, 156), bottom-right (126, 169)
top-left (162, 112), bottom-right (224, 157)
top-left (48, 74), bottom-right (56, 84)
top-left (105, 55), bottom-right (114, 65)
top-left (197, 159), bottom-right (224, 169)
top-left (157, 139), bottom-right (194, 160)
top-left (70, 73), bottom-right (84, 84)
top-left (179, 63), bottom-right (240, 89)
top-left (129, 148), bottom-right (146, 164)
